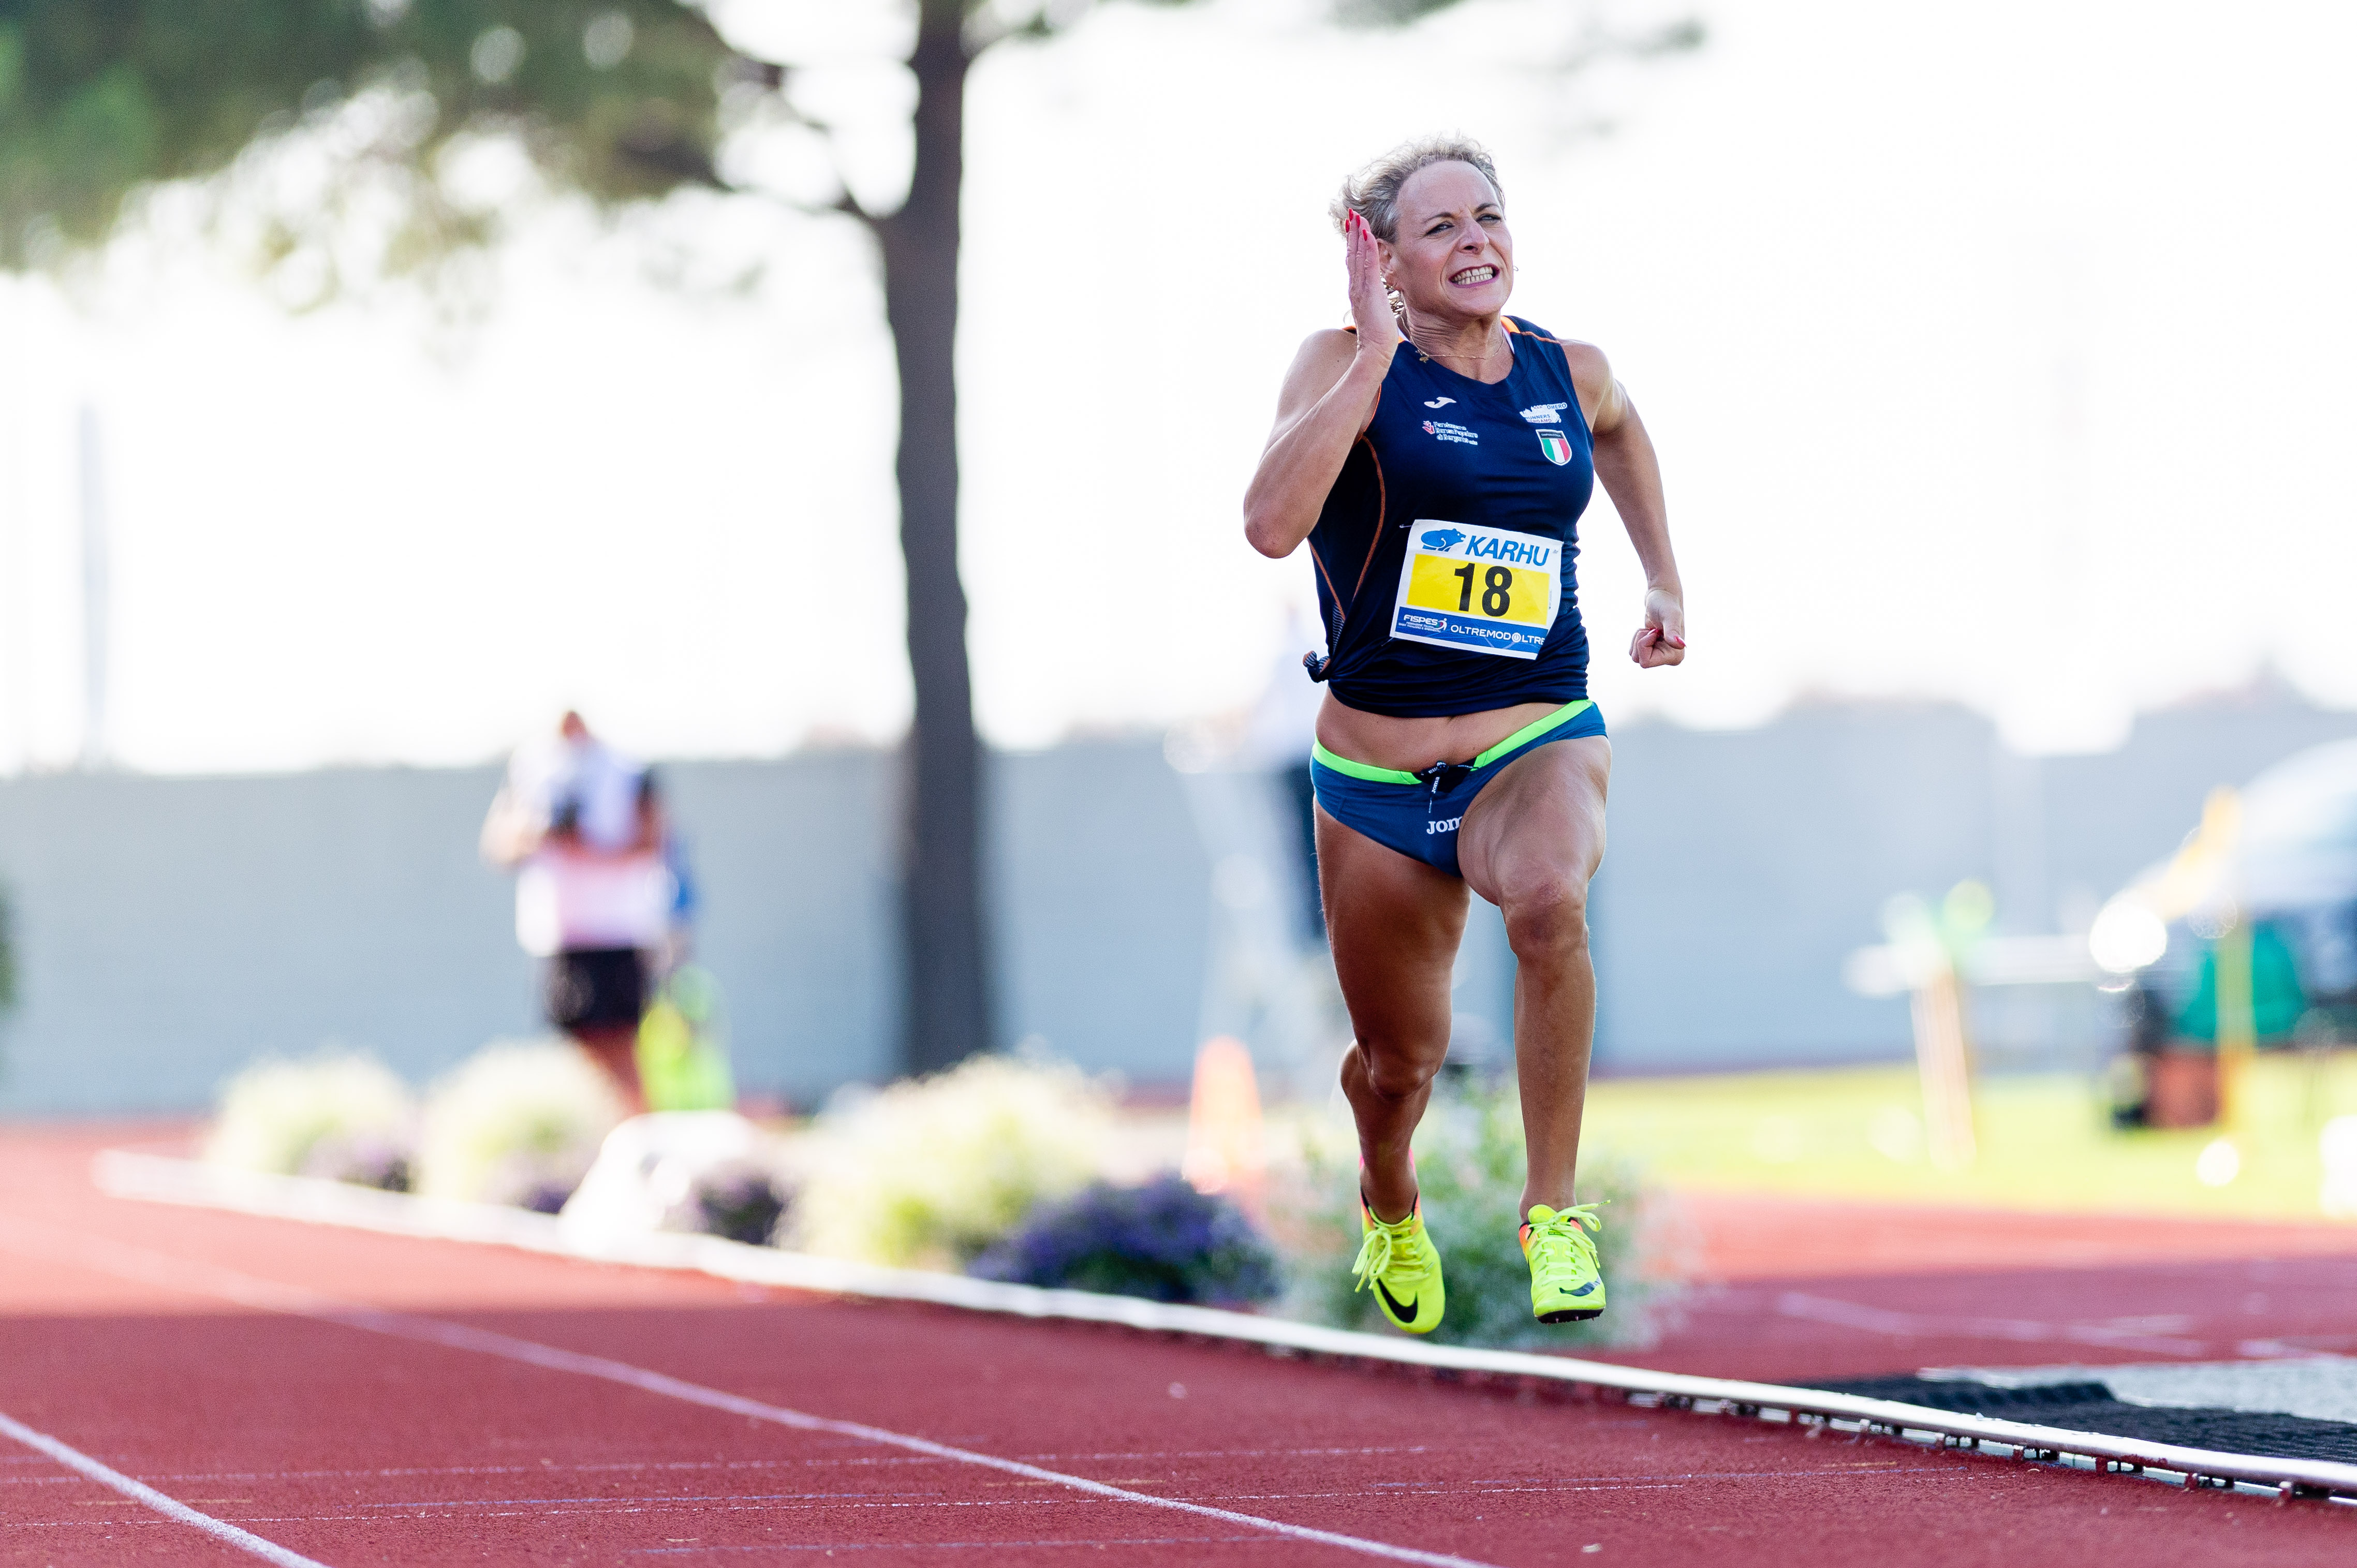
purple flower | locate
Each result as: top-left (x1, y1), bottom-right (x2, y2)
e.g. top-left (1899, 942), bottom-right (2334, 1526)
top-left (968, 1174), bottom-right (1279, 1305)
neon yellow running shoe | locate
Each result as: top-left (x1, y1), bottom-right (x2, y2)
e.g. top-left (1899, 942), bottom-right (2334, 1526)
top-left (1521, 1203), bottom-right (1606, 1323)
top-left (1352, 1199), bottom-right (1446, 1335)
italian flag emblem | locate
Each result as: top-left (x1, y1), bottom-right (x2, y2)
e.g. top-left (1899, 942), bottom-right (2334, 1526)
top-left (1536, 428), bottom-right (1572, 466)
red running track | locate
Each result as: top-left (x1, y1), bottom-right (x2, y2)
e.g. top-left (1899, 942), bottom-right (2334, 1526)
top-left (2, 1125), bottom-right (2351, 1567)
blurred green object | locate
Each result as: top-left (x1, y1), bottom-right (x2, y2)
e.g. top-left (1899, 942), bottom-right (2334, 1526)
top-left (0, 881), bottom-right (17, 1017)
top-left (1289, 1076), bottom-right (1670, 1350)
top-left (2174, 923), bottom-right (2306, 1045)
top-left (635, 964), bottom-right (734, 1113)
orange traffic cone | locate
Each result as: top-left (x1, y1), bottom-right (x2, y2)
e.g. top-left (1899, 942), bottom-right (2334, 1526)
top-left (1181, 1036), bottom-right (1265, 1219)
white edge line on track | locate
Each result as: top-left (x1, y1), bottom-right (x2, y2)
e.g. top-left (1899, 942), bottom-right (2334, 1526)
top-left (0, 1407), bottom-right (333, 1568)
top-left (88, 1149), bottom-right (2357, 1501)
top-left (0, 1216), bottom-right (1496, 1568)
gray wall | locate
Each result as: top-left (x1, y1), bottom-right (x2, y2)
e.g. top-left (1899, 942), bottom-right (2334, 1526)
top-left (0, 765), bottom-right (537, 1114)
top-left (4, 687), bottom-right (2352, 1114)
top-left (1591, 702), bottom-right (1998, 1069)
top-left (1587, 687), bottom-right (2357, 1070)
top-left (0, 743), bottom-right (1206, 1115)
top-left (992, 742), bottom-right (1210, 1079)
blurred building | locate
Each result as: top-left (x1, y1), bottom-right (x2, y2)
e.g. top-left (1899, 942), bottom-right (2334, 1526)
top-left (2, 682), bottom-right (2353, 1115)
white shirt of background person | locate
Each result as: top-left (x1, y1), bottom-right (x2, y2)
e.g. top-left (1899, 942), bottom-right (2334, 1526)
top-left (483, 712), bottom-right (674, 958)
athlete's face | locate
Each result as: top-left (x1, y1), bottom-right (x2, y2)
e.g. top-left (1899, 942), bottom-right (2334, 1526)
top-left (1381, 162), bottom-right (1512, 321)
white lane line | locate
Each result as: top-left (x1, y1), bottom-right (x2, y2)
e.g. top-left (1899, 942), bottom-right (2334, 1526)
top-left (0, 1222), bottom-right (1500, 1568)
top-left (630, 1538), bottom-right (1288, 1556)
top-left (0, 1408), bottom-right (332, 1568)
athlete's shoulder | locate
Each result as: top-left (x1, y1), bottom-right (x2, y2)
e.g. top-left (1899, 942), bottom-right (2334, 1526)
top-left (1509, 317), bottom-right (1609, 376)
top-left (1270, 326), bottom-right (1387, 437)
top-left (1511, 317), bottom-right (1614, 421)
top-left (1285, 326), bottom-right (1372, 383)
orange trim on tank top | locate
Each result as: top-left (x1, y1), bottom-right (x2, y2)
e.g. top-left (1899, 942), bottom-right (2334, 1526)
top-left (1349, 439), bottom-right (1388, 602)
top-left (1308, 536), bottom-right (1342, 609)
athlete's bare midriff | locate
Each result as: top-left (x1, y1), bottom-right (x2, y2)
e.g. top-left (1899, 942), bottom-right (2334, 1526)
top-left (1315, 691), bottom-right (1565, 773)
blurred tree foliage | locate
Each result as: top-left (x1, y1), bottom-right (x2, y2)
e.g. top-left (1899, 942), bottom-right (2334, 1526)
top-left (0, 0), bottom-right (1693, 1077)
top-left (0, 1), bottom-right (736, 275)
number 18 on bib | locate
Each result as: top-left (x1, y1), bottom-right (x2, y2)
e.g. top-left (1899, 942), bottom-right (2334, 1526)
top-left (1389, 519), bottom-right (1560, 660)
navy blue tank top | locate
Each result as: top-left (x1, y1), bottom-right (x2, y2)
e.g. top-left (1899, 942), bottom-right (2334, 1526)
top-left (1306, 317), bottom-right (1595, 718)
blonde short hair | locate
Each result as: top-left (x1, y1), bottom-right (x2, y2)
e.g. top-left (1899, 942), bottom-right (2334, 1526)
top-left (1330, 135), bottom-right (1504, 242)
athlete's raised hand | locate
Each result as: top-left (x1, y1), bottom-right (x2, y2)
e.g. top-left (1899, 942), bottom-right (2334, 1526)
top-left (1629, 588), bottom-right (1686, 668)
top-left (1344, 208), bottom-right (1401, 354)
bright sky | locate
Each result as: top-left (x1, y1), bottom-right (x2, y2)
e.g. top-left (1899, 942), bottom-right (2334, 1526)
top-left (2, 0), bottom-right (2352, 774)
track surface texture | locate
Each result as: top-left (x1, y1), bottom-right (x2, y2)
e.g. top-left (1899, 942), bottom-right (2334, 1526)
top-left (2, 1126), bottom-right (2352, 1566)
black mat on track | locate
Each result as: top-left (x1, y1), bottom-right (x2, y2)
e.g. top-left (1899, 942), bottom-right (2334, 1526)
top-left (1818, 1377), bottom-right (2357, 1466)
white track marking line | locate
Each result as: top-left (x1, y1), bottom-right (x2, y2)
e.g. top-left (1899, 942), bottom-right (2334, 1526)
top-left (0, 1222), bottom-right (1501, 1568)
top-left (0, 1408), bottom-right (332, 1568)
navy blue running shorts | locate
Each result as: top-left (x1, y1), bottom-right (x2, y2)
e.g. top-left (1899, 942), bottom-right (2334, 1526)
top-left (1308, 699), bottom-right (1606, 878)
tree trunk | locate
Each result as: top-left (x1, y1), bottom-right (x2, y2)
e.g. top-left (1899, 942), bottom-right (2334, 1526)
top-left (876, 0), bottom-right (990, 1075)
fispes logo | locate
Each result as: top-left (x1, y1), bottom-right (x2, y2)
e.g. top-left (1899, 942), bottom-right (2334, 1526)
top-left (1536, 428), bottom-right (1573, 466)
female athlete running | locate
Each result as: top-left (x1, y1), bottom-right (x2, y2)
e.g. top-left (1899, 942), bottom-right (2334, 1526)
top-left (1243, 137), bottom-right (1685, 1333)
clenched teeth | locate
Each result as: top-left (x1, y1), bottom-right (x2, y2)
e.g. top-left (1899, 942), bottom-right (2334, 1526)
top-left (1450, 265), bottom-right (1498, 285)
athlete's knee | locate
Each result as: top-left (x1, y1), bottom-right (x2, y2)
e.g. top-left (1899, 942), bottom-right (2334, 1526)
top-left (1348, 1038), bottom-right (1446, 1103)
top-left (1501, 875), bottom-right (1592, 962)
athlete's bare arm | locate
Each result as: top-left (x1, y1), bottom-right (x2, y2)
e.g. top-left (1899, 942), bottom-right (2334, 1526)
top-left (1565, 343), bottom-right (1685, 669)
top-left (1243, 209), bottom-right (1401, 558)
top-left (479, 785), bottom-right (543, 868)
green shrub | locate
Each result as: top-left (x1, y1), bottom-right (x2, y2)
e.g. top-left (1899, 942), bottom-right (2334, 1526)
top-left (414, 1038), bottom-right (625, 1207)
top-left (1284, 1074), bottom-right (1680, 1349)
top-left (202, 1052), bottom-right (416, 1188)
top-left (790, 1055), bottom-right (1110, 1268)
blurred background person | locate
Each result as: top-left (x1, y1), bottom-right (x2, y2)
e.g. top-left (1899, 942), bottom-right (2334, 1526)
top-left (482, 712), bottom-right (672, 1111)
top-left (1242, 607), bottom-right (1332, 944)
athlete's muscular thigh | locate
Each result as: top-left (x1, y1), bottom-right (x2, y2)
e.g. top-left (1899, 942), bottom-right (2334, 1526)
top-left (1316, 805), bottom-right (1468, 1074)
top-left (1457, 736), bottom-right (1611, 909)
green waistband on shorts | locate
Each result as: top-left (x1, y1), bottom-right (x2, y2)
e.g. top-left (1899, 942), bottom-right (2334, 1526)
top-left (1310, 699), bottom-right (1596, 787)
top-left (1470, 698), bottom-right (1595, 768)
top-left (1309, 741), bottom-right (1422, 786)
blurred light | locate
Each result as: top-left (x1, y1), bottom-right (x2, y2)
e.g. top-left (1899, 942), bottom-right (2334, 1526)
top-left (2322, 1117), bottom-right (2357, 1218)
top-left (583, 11), bottom-right (635, 70)
top-left (2187, 900), bottom-right (2238, 941)
top-left (1162, 723), bottom-right (1216, 774)
top-left (1749, 1116), bottom-right (1803, 1164)
top-left (2194, 1137), bottom-right (2240, 1188)
top-left (1867, 1105), bottom-right (1922, 1163)
top-left (1942, 879), bottom-right (1995, 934)
top-left (1842, 945), bottom-right (1909, 998)
top-left (472, 26), bottom-right (526, 84)
top-left (2089, 898), bottom-right (2169, 973)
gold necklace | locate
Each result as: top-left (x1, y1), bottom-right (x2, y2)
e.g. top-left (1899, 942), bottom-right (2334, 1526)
top-left (1409, 324), bottom-right (1507, 374)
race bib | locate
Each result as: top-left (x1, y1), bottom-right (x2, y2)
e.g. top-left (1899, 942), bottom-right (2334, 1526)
top-left (1389, 519), bottom-right (1560, 660)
